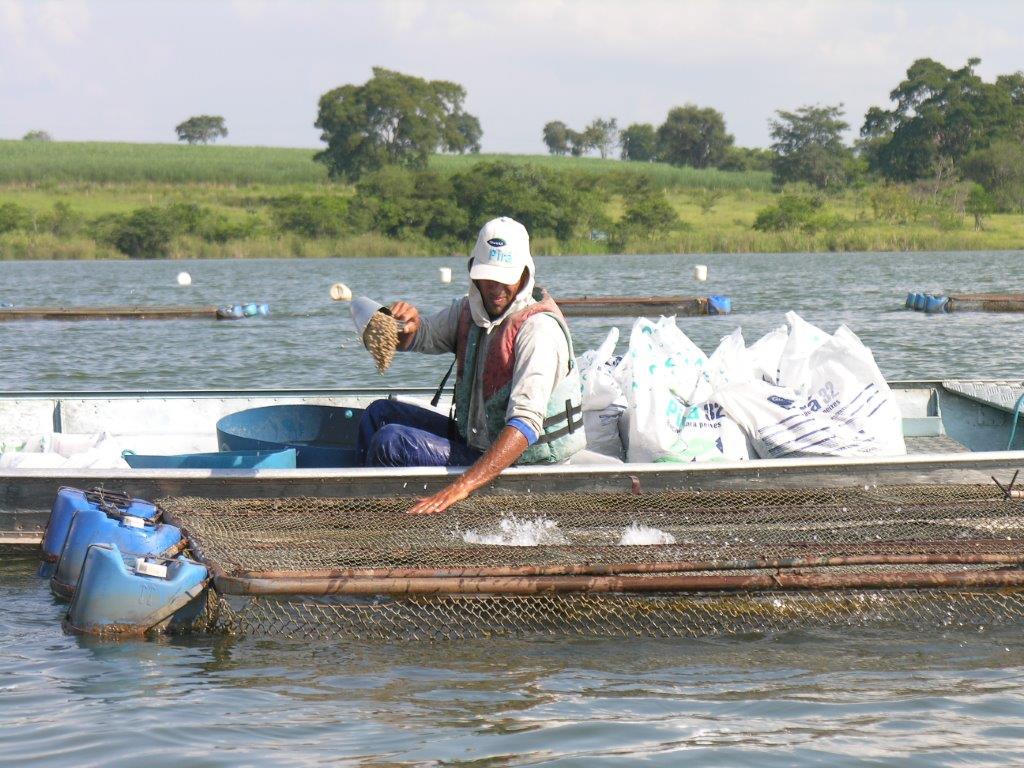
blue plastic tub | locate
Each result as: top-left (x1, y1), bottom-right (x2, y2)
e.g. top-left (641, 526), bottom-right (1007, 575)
top-left (122, 448), bottom-right (297, 469)
top-left (216, 404), bottom-right (364, 468)
top-left (40, 487), bottom-right (159, 572)
top-left (65, 543), bottom-right (208, 636)
top-left (51, 509), bottom-right (182, 600)
top-left (912, 293), bottom-right (927, 311)
top-left (924, 294), bottom-right (949, 313)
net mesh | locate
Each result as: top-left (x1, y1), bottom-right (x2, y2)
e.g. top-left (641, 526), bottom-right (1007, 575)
top-left (160, 483), bottom-right (1024, 640)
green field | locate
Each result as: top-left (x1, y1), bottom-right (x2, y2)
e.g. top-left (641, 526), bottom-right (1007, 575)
top-left (0, 140), bottom-right (1019, 259)
top-left (0, 140), bottom-right (328, 185)
top-left (0, 140), bottom-right (772, 191)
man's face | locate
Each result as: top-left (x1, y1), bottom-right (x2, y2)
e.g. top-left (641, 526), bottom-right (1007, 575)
top-left (476, 269), bottom-right (528, 318)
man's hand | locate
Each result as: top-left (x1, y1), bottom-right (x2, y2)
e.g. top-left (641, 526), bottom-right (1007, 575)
top-left (389, 301), bottom-right (420, 350)
top-left (407, 426), bottom-right (529, 514)
top-left (406, 481), bottom-right (472, 516)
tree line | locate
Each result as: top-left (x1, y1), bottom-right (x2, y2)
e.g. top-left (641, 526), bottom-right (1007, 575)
top-left (537, 58), bottom-right (1024, 211)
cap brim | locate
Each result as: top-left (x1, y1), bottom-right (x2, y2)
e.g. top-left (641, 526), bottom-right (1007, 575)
top-left (469, 263), bottom-right (522, 285)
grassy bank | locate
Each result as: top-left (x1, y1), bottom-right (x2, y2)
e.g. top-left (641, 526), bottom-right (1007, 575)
top-left (0, 140), bottom-right (1019, 259)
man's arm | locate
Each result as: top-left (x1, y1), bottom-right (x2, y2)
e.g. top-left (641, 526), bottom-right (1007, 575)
top-left (406, 426), bottom-right (528, 515)
top-left (390, 298), bottom-right (463, 354)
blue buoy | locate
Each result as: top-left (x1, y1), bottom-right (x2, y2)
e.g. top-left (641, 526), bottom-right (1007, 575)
top-left (707, 295), bottom-right (732, 315)
top-left (905, 292), bottom-right (915, 309)
top-left (924, 294), bottom-right (948, 313)
top-left (912, 293), bottom-right (926, 311)
top-left (65, 543), bottom-right (208, 636)
top-left (257, 303), bottom-right (270, 316)
top-left (217, 305), bottom-right (245, 320)
top-left (51, 508), bottom-right (182, 600)
top-left (242, 302), bottom-right (260, 317)
top-left (40, 487), bottom-right (159, 577)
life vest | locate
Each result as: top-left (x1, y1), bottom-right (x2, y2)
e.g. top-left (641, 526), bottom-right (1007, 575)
top-left (453, 288), bottom-right (585, 464)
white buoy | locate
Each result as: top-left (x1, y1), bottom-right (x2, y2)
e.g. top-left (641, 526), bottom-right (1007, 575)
top-left (176, 271), bottom-right (192, 287)
top-left (330, 282), bottom-right (353, 301)
top-left (439, 267), bottom-right (452, 284)
top-left (693, 264), bottom-right (708, 282)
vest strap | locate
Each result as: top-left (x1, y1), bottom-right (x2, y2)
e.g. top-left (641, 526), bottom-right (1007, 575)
top-left (536, 415), bottom-right (585, 444)
top-left (431, 358), bottom-right (457, 407)
top-left (542, 399), bottom-right (583, 428)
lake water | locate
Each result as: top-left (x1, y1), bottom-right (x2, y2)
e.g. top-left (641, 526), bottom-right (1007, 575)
top-left (2, 251), bottom-right (1024, 766)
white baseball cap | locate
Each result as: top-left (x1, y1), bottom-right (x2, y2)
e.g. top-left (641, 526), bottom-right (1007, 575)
top-left (469, 217), bottom-right (533, 285)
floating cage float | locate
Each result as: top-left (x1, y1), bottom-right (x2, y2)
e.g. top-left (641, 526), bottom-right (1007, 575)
top-left (905, 292), bottom-right (1024, 314)
top-left (40, 487), bottom-right (159, 578)
top-left (905, 292), bottom-right (949, 313)
top-left (216, 302), bottom-right (270, 320)
top-left (48, 493), bottom-right (183, 600)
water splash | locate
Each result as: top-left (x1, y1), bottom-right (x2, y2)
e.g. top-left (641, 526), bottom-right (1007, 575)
top-left (617, 523), bottom-right (676, 546)
top-left (460, 514), bottom-right (569, 546)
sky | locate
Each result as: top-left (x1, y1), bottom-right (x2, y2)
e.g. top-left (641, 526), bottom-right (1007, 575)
top-left (1, 0), bottom-right (1022, 154)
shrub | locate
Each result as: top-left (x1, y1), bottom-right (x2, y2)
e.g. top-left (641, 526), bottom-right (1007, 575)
top-left (347, 166), bottom-right (466, 245)
top-left (753, 193), bottom-right (824, 231)
top-left (42, 201), bottom-right (84, 237)
top-left (95, 207), bottom-right (175, 258)
top-left (450, 161), bottom-right (608, 241)
top-left (0, 202), bottom-right (31, 234)
top-left (269, 194), bottom-right (349, 238)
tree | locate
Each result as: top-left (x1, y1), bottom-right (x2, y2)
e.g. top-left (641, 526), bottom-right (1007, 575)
top-left (965, 184), bottom-right (995, 230)
top-left (446, 112), bottom-right (482, 154)
top-left (860, 58), bottom-right (1024, 181)
top-left (769, 104), bottom-right (851, 189)
top-left (314, 67), bottom-right (482, 181)
top-left (175, 115), bottom-right (228, 145)
top-left (620, 123), bottom-right (658, 162)
top-left (656, 105), bottom-right (733, 168)
top-left (583, 117), bottom-right (618, 159)
top-left (566, 129), bottom-right (590, 157)
top-left (22, 130), bottom-right (52, 142)
top-left (718, 146), bottom-right (773, 171)
top-left (961, 139), bottom-right (1024, 211)
top-left (542, 121), bottom-right (571, 155)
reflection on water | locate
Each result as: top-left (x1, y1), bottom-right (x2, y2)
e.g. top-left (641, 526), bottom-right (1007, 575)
top-left (2, 253), bottom-right (1024, 765)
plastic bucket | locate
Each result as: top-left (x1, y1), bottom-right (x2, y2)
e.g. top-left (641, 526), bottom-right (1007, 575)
top-left (123, 448), bottom-right (297, 470)
top-left (216, 404), bottom-right (364, 468)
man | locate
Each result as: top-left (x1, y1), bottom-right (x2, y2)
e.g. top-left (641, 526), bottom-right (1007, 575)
top-left (357, 216), bottom-right (585, 515)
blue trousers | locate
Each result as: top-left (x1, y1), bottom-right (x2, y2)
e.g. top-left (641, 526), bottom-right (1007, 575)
top-left (357, 399), bottom-right (483, 468)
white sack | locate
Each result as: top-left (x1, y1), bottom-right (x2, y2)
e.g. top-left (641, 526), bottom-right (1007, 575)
top-left (578, 327), bottom-right (623, 412)
top-left (577, 328), bottom-right (627, 458)
top-left (625, 318), bottom-right (749, 463)
top-left (717, 322), bottom-right (906, 458)
top-left (777, 311), bottom-right (831, 394)
top-left (747, 325), bottom-right (788, 385)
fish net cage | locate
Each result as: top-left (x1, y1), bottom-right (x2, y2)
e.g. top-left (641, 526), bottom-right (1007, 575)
top-left (159, 483), bottom-right (1024, 640)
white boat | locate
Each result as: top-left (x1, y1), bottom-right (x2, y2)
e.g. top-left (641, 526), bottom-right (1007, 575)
top-left (1, 379), bottom-right (1022, 554)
